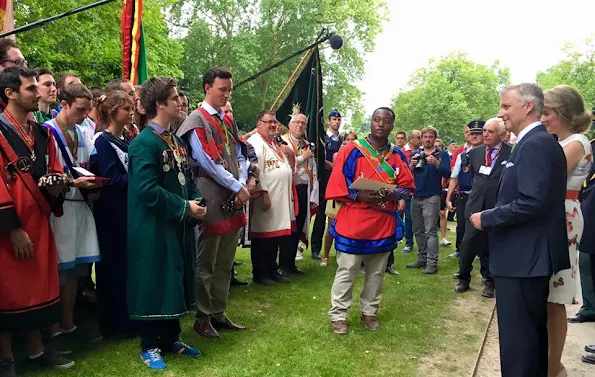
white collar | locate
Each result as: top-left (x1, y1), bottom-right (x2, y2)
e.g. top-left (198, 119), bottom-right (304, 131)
top-left (515, 121), bottom-right (541, 144)
top-left (200, 102), bottom-right (225, 120)
top-left (326, 129), bottom-right (340, 138)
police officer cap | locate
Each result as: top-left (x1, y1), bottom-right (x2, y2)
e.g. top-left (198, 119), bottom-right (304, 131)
top-left (467, 120), bottom-right (485, 133)
top-left (328, 109), bottom-right (342, 118)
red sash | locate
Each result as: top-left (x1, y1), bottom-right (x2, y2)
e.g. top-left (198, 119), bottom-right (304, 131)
top-left (0, 130), bottom-right (51, 214)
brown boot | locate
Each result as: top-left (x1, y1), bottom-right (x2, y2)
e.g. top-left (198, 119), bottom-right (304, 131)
top-left (361, 314), bottom-right (380, 330)
top-left (193, 320), bottom-right (220, 339)
top-left (331, 320), bottom-right (348, 335)
top-left (454, 281), bottom-right (470, 293)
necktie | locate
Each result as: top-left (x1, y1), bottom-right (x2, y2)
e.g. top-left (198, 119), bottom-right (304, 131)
top-left (487, 147), bottom-right (495, 166)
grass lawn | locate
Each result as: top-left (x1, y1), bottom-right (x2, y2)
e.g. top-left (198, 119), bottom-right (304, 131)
top-left (18, 228), bottom-right (488, 377)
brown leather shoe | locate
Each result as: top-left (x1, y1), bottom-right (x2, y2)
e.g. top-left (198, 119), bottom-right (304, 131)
top-left (193, 320), bottom-right (220, 339)
top-left (212, 316), bottom-right (246, 331)
top-left (454, 282), bottom-right (470, 293)
top-left (331, 320), bottom-right (348, 334)
top-left (482, 285), bottom-right (495, 298)
top-left (361, 314), bottom-right (380, 330)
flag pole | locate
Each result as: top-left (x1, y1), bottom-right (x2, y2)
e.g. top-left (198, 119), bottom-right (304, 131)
top-left (0, 0), bottom-right (117, 39)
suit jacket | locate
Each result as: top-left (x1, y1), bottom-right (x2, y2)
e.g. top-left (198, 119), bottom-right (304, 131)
top-left (481, 124), bottom-right (570, 277)
top-left (464, 143), bottom-right (512, 218)
top-left (580, 139), bottom-right (595, 254)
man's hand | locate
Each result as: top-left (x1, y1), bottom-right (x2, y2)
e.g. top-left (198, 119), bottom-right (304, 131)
top-left (73, 176), bottom-right (100, 189)
top-left (236, 186), bottom-right (251, 205)
top-left (189, 200), bottom-right (207, 219)
top-left (10, 228), bottom-right (34, 259)
top-left (262, 192), bottom-right (271, 212)
top-left (301, 148), bottom-right (313, 160)
top-left (446, 200), bottom-right (455, 212)
top-left (357, 190), bottom-right (381, 205)
top-left (246, 176), bottom-right (257, 193)
top-left (426, 155), bottom-right (439, 168)
top-left (409, 156), bottom-right (419, 169)
top-left (397, 199), bottom-right (406, 212)
top-left (470, 212), bottom-right (483, 231)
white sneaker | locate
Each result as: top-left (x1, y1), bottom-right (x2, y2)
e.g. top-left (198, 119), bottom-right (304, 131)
top-left (295, 251), bottom-right (304, 261)
top-left (441, 238), bottom-right (451, 246)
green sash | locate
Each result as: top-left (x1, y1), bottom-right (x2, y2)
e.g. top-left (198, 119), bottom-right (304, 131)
top-left (352, 138), bottom-right (396, 184)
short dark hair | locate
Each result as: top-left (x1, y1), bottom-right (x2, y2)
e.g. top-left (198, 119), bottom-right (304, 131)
top-left (35, 67), bottom-right (54, 77)
top-left (179, 90), bottom-right (189, 103)
top-left (140, 76), bottom-right (178, 119)
top-left (396, 131), bottom-right (406, 137)
top-left (60, 82), bottom-right (93, 106)
top-left (202, 67), bottom-right (232, 94)
top-left (0, 67), bottom-right (38, 104)
top-left (372, 107), bottom-right (395, 122)
top-left (256, 110), bottom-right (276, 123)
top-left (105, 78), bottom-right (131, 93)
top-left (0, 39), bottom-right (18, 62)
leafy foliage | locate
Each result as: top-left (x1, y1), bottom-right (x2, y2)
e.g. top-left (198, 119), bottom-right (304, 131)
top-left (390, 52), bottom-right (510, 143)
top-left (15, 0), bottom-right (182, 87)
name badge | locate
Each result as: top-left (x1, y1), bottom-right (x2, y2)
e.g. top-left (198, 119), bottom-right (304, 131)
top-left (478, 166), bottom-right (492, 175)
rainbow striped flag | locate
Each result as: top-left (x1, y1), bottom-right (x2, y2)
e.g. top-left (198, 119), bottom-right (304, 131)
top-left (121, 0), bottom-right (147, 84)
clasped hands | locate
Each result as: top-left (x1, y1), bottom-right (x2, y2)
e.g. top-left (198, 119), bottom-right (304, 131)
top-left (357, 189), bottom-right (406, 211)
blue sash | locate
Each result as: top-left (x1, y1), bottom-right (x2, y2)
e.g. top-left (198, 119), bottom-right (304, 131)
top-left (42, 122), bottom-right (79, 177)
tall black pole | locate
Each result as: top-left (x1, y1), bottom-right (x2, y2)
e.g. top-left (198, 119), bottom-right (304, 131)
top-left (0, 0), bottom-right (118, 39)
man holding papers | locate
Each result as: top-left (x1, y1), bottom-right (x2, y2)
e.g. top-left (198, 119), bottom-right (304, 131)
top-left (326, 107), bottom-right (415, 334)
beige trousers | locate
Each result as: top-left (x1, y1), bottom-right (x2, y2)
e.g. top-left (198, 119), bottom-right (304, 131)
top-left (195, 229), bottom-right (240, 320)
top-left (329, 251), bottom-right (390, 321)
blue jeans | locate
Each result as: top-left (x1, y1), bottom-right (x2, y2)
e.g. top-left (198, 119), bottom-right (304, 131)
top-left (403, 196), bottom-right (414, 247)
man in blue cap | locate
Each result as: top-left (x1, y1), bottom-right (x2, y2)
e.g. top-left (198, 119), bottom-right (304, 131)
top-left (310, 109), bottom-right (343, 260)
top-left (446, 121), bottom-right (484, 259)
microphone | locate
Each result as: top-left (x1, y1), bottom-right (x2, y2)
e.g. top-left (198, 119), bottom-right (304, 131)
top-left (329, 34), bottom-right (343, 50)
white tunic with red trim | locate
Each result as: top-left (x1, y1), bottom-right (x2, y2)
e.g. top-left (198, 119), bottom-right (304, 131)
top-left (247, 133), bottom-right (294, 238)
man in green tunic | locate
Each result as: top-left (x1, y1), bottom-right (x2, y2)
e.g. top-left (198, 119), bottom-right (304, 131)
top-left (127, 76), bottom-right (207, 370)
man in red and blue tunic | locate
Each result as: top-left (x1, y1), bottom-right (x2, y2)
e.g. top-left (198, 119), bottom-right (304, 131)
top-left (326, 107), bottom-right (415, 334)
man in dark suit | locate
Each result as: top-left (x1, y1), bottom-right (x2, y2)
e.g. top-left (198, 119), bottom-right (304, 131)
top-left (453, 118), bottom-right (512, 298)
top-left (470, 83), bottom-right (570, 377)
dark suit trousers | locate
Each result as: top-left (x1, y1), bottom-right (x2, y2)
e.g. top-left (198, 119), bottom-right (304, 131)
top-left (458, 220), bottom-right (491, 285)
top-left (311, 175), bottom-right (329, 254)
top-left (494, 276), bottom-right (549, 377)
top-left (281, 184), bottom-right (308, 270)
top-left (455, 193), bottom-right (468, 249)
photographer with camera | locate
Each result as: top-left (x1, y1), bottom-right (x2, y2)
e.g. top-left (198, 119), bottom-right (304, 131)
top-left (405, 126), bottom-right (451, 274)
top-left (446, 121), bottom-right (485, 259)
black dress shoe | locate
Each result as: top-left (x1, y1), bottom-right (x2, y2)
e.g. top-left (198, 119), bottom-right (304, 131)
top-left (582, 353), bottom-right (595, 365)
top-left (230, 277), bottom-right (248, 286)
top-left (385, 267), bottom-right (399, 275)
top-left (253, 277), bottom-right (275, 286)
top-left (212, 316), bottom-right (246, 331)
top-left (454, 282), bottom-right (470, 293)
top-left (271, 272), bottom-right (290, 283)
top-left (287, 267), bottom-right (304, 275)
top-left (312, 252), bottom-right (321, 260)
top-left (585, 344), bottom-right (595, 354)
top-left (568, 313), bottom-right (595, 323)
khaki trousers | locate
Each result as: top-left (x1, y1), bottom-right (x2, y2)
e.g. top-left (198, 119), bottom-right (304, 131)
top-left (329, 251), bottom-right (390, 321)
top-left (195, 229), bottom-right (240, 320)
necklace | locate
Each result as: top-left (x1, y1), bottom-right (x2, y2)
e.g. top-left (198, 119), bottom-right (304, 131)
top-left (56, 115), bottom-right (78, 162)
top-left (4, 108), bottom-right (36, 162)
top-left (259, 131), bottom-right (285, 160)
top-left (365, 135), bottom-right (390, 163)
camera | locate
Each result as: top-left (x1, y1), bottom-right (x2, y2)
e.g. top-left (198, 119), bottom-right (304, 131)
top-left (413, 147), bottom-right (440, 171)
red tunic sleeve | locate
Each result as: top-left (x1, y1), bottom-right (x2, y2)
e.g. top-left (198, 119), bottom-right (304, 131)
top-left (0, 149), bottom-right (22, 233)
top-left (325, 144), bottom-right (352, 201)
top-left (394, 152), bottom-right (415, 192)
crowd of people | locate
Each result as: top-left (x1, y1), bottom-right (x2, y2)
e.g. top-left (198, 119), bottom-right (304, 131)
top-left (0, 37), bottom-right (595, 377)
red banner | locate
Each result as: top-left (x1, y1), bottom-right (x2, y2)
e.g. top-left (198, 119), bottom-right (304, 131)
top-left (121, 0), bottom-right (143, 82)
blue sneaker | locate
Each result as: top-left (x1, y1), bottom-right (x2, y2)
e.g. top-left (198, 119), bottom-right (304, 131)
top-left (402, 245), bottom-right (412, 254)
top-left (171, 340), bottom-right (201, 357)
top-left (141, 348), bottom-right (166, 370)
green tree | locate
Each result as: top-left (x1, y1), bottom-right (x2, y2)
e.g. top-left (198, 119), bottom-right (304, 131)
top-left (537, 35), bottom-right (595, 110)
top-left (15, 0), bottom-right (182, 87)
top-left (169, 0), bottom-right (388, 131)
top-left (390, 52), bottom-right (510, 143)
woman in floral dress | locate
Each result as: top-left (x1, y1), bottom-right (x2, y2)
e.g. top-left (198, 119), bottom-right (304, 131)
top-left (541, 85), bottom-right (593, 377)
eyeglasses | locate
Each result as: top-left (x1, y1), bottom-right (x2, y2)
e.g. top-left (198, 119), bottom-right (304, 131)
top-left (260, 120), bottom-right (278, 125)
top-left (1, 58), bottom-right (27, 67)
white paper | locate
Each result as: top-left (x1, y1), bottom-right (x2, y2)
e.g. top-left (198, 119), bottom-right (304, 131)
top-left (348, 177), bottom-right (397, 192)
top-left (478, 166), bottom-right (492, 175)
top-left (72, 166), bottom-right (95, 177)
